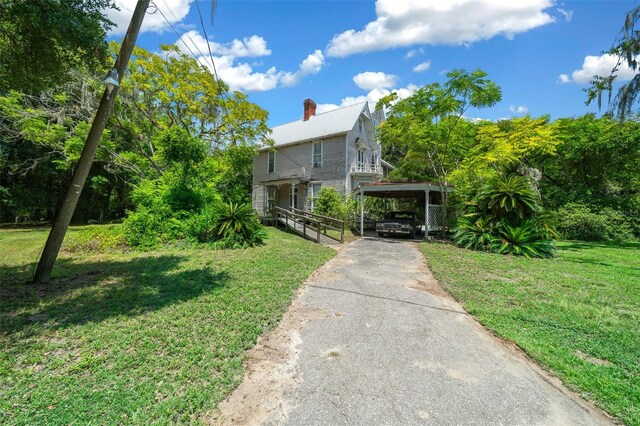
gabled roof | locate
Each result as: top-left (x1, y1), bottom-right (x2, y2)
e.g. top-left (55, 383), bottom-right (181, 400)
top-left (269, 102), bottom-right (367, 148)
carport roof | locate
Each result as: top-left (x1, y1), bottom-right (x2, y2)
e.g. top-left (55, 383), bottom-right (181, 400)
top-left (358, 181), bottom-right (453, 199)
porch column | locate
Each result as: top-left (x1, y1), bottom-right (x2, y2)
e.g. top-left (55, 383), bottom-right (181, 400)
top-left (290, 180), bottom-right (294, 210)
top-left (425, 190), bottom-right (430, 241)
top-left (360, 188), bottom-right (364, 236)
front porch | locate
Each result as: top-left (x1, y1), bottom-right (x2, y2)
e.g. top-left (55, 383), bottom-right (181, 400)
top-left (258, 178), bottom-right (314, 219)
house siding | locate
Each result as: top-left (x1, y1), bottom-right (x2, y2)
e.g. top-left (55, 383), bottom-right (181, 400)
top-left (253, 134), bottom-right (346, 186)
top-left (252, 102), bottom-right (384, 216)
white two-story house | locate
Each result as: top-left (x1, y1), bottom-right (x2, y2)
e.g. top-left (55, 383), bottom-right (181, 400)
top-left (252, 99), bottom-right (393, 217)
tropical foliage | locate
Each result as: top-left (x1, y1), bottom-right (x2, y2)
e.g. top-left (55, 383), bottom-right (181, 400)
top-left (377, 69), bottom-right (502, 235)
top-left (0, 0), bottom-right (116, 94)
top-left (376, 70), bottom-right (638, 244)
top-left (314, 187), bottom-right (354, 223)
top-left (0, 42), bottom-right (269, 249)
top-left (453, 173), bottom-right (555, 258)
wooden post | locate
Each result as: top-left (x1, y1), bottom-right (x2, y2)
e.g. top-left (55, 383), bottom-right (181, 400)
top-left (360, 188), bottom-right (364, 236)
top-left (33, 0), bottom-right (150, 284)
top-left (316, 220), bottom-right (321, 243)
top-left (303, 217), bottom-right (306, 240)
top-left (340, 222), bottom-right (344, 243)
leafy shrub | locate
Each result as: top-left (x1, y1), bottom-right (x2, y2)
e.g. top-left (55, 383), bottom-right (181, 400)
top-left (314, 187), bottom-right (357, 231)
top-left (123, 207), bottom-right (189, 249)
top-left (492, 220), bottom-right (555, 258)
top-left (477, 174), bottom-right (540, 219)
top-left (210, 201), bottom-right (265, 248)
top-left (164, 182), bottom-right (203, 213)
top-left (554, 203), bottom-right (635, 242)
top-left (453, 171), bottom-right (555, 258)
top-left (452, 214), bottom-right (496, 250)
top-left (187, 206), bottom-right (219, 243)
top-left (315, 187), bottom-right (351, 220)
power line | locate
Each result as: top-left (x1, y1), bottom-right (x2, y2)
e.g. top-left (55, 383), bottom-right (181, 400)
top-left (194, 0), bottom-right (234, 144)
top-left (155, 0), bottom-right (235, 147)
top-left (154, 1), bottom-right (208, 63)
top-left (194, 0), bottom-right (222, 88)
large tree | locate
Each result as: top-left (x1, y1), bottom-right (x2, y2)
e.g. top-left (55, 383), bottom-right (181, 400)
top-left (0, 0), bottom-right (116, 94)
top-left (377, 69), bottom-right (502, 232)
top-left (586, 5), bottom-right (640, 120)
top-left (0, 43), bottom-right (270, 223)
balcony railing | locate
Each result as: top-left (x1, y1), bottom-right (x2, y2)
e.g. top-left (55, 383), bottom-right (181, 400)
top-left (350, 162), bottom-right (383, 175)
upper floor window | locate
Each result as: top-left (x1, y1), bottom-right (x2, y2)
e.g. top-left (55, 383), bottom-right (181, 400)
top-left (268, 151), bottom-right (276, 173)
top-left (357, 148), bottom-right (365, 167)
top-left (358, 118), bottom-right (363, 132)
top-left (312, 142), bottom-right (323, 168)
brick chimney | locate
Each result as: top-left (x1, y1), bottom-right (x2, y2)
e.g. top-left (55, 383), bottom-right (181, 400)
top-left (303, 98), bottom-right (316, 121)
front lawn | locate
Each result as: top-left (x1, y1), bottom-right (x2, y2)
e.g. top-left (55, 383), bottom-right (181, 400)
top-left (0, 226), bottom-right (334, 424)
top-left (421, 241), bottom-right (640, 425)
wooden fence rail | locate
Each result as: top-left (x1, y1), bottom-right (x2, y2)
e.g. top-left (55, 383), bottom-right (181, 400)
top-left (266, 206), bottom-right (345, 244)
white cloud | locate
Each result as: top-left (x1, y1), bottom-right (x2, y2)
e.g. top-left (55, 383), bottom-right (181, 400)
top-left (559, 53), bottom-right (637, 84)
top-left (280, 50), bottom-right (325, 86)
top-left (405, 47), bottom-right (424, 59)
top-left (352, 72), bottom-right (398, 90)
top-left (107, 0), bottom-right (193, 36)
top-left (326, 0), bottom-right (555, 57)
top-left (212, 35), bottom-right (272, 57)
top-left (413, 61), bottom-right (431, 73)
top-left (509, 105), bottom-right (529, 114)
top-left (316, 84), bottom-right (418, 114)
top-left (557, 7), bottom-right (573, 23)
top-left (175, 31), bottom-right (324, 91)
top-left (176, 31), bottom-right (271, 58)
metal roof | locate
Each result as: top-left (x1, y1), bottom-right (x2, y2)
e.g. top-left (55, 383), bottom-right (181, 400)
top-left (268, 102), bottom-right (367, 148)
top-left (358, 181), bottom-right (453, 199)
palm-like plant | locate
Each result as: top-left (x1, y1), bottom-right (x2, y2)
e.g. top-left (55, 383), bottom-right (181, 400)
top-left (453, 214), bottom-right (496, 250)
top-left (491, 220), bottom-right (555, 258)
top-left (213, 201), bottom-right (265, 246)
top-left (478, 174), bottom-right (540, 219)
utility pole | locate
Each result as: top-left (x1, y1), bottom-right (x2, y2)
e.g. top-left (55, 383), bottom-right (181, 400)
top-left (33, 0), bottom-right (150, 284)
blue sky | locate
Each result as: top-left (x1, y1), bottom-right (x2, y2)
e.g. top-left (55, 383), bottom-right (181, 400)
top-left (107, 1), bottom-right (637, 127)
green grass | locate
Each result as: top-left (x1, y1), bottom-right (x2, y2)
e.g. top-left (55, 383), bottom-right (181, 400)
top-left (0, 226), bottom-right (334, 424)
top-left (420, 241), bottom-right (640, 425)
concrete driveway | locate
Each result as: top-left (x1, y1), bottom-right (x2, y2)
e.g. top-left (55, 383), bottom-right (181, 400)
top-left (216, 238), bottom-right (612, 425)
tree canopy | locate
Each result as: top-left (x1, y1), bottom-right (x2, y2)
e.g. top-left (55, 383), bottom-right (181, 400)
top-left (0, 0), bottom-right (116, 94)
top-left (0, 43), bottom-right (270, 224)
top-left (586, 5), bottom-right (640, 120)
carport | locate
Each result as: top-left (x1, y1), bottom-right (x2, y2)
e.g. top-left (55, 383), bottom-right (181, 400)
top-left (357, 182), bottom-right (453, 239)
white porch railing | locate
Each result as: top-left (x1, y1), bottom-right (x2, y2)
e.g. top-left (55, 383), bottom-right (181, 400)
top-left (350, 162), bottom-right (383, 175)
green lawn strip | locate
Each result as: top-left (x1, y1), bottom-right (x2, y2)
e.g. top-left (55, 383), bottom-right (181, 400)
top-left (420, 241), bottom-right (640, 426)
top-left (1, 226), bottom-right (334, 424)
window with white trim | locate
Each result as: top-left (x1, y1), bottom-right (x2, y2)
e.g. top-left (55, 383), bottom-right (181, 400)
top-left (268, 151), bottom-right (275, 173)
top-left (357, 148), bottom-right (365, 167)
top-left (267, 186), bottom-right (276, 209)
top-left (312, 142), bottom-right (323, 168)
top-left (310, 182), bottom-right (322, 211)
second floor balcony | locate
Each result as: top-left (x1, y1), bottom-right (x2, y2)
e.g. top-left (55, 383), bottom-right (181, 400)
top-left (350, 162), bottom-right (383, 175)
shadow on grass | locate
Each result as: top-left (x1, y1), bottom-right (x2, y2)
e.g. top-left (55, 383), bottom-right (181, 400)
top-left (1, 254), bottom-right (229, 337)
